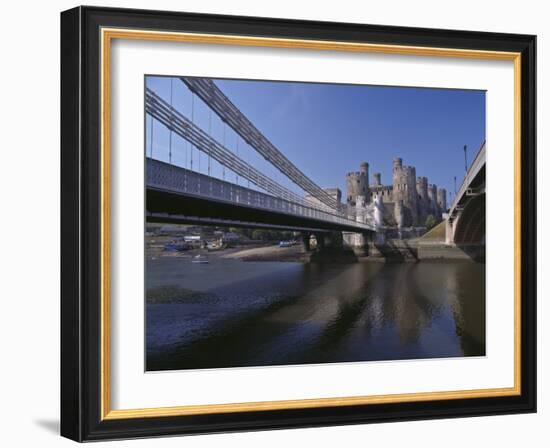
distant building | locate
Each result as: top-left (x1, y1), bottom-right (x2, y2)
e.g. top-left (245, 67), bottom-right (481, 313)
top-left (222, 232), bottom-right (241, 242)
top-left (305, 187), bottom-right (342, 210)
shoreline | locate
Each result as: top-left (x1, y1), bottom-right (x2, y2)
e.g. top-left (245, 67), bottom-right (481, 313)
top-left (147, 242), bottom-right (483, 263)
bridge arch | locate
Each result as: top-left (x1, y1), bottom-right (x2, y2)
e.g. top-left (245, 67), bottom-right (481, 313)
top-left (452, 194), bottom-right (485, 245)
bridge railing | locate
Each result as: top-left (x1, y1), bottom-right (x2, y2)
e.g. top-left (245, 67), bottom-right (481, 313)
top-left (147, 159), bottom-right (374, 231)
top-left (449, 142), bottom-right (486, 217)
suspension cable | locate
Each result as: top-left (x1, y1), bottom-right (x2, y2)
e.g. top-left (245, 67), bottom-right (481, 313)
top-left (236, 135), bottom-right (239, 185)
top-left (169, 78), bottom-right (173, 164)
top-left (190, 92), bottom-right (194, 171)
top-left (150, 113), bottom-right (154, 158)
top-left (222, 123), bottom-right (226, 180)
top-left (208, 108), bottom-right (212, 177)
top-left (180, 77), bottom-right (337, 209)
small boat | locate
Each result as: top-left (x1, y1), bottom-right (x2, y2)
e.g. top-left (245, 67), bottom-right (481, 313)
top-left (206, 241), bottom-right (224, 251)
top-left (191, 254), bottom-right (209, 264)
top-left (164, 240), bottom-right (190, 252)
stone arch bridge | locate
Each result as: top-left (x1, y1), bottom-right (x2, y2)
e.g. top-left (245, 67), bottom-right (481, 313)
top-left (445, 142), bottom-right (486, 255)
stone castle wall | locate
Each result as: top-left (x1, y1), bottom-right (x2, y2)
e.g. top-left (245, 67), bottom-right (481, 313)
top-left (346, 158), bottom-right (447, 228)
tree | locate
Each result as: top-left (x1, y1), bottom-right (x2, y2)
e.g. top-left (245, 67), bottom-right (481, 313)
top-left (251, 229), bottom-right (266, 241)
top-left (425, 214), bottom-right (437, 230)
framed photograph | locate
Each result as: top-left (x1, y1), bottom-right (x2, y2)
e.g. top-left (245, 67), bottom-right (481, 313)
top-left (60, 6), bottom-right (536, 441)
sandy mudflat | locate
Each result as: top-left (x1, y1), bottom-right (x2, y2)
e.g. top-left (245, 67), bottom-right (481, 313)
top-left (221, 244), bottom-right (307, 262)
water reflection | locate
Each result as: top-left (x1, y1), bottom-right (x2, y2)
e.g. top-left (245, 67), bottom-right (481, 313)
top-left (146, 258), bottom-right (485, 371)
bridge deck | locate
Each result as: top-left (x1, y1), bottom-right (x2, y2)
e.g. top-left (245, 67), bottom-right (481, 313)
top-left (146, 159), bottom-right (374, 232)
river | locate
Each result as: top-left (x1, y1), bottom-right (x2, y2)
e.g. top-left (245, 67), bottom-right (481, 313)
top-left (146, 255), bottom-right (485, 371)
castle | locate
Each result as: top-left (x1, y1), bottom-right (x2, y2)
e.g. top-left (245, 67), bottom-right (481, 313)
top-left (345, 158), bottom-right (447, 228)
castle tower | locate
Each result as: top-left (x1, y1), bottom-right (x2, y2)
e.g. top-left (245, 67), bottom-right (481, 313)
top-left (392, 157), bottom-right (403, 174)
top-left (406, 166), bottom-right (418, 225)
top-left (416, 176), bottom-right (429, 224)
top-left (392, 158), bottom-right (418, 226)
top-left (428, 183), bottom-right (439, 217)
top-left (392, 158), bottom-right (405, 205)
top-left (346, 162), bottom-right (369, 207)
top-left (360, 161), bottom-right (369, 180)
top-left (372, 172), bottom-right (382, 187)
top-left (437, 187), bottom-right (447, 214)
top-left (416, 176), bottom-right (428, 201)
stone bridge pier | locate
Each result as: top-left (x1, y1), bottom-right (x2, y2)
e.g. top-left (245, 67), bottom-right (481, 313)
top-left (301, 233), bottom-right (312, 251)
top-left (301, 231), bottom-right (345, 251)
top-left (342, 231), bottom-right (372, 256)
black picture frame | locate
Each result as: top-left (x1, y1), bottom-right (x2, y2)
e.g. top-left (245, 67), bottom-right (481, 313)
top-left (61, 5), bottom-right (536, 442)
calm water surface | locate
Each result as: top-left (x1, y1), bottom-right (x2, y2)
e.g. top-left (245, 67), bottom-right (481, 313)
top-left (146, 256), bottom-right (485, 371)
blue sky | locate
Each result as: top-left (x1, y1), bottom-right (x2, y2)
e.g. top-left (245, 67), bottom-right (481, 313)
top-left (145, 76), bottom-right (485, 203)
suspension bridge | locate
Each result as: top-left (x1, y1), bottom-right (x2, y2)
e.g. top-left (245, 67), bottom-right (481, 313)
top-left (145, 77), bottom-right (376, 236)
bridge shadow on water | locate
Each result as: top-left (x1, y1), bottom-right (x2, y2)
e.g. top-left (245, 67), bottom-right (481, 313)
top-left (456, 244), bottom-right (486, 262)
top-left (309, 247), bottom-right (358, 263)
top-left (373, 240), bottom-right (419, 262)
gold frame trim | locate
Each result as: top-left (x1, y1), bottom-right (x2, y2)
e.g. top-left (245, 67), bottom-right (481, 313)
top-left (100, 28), bottom-right (522, 421)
